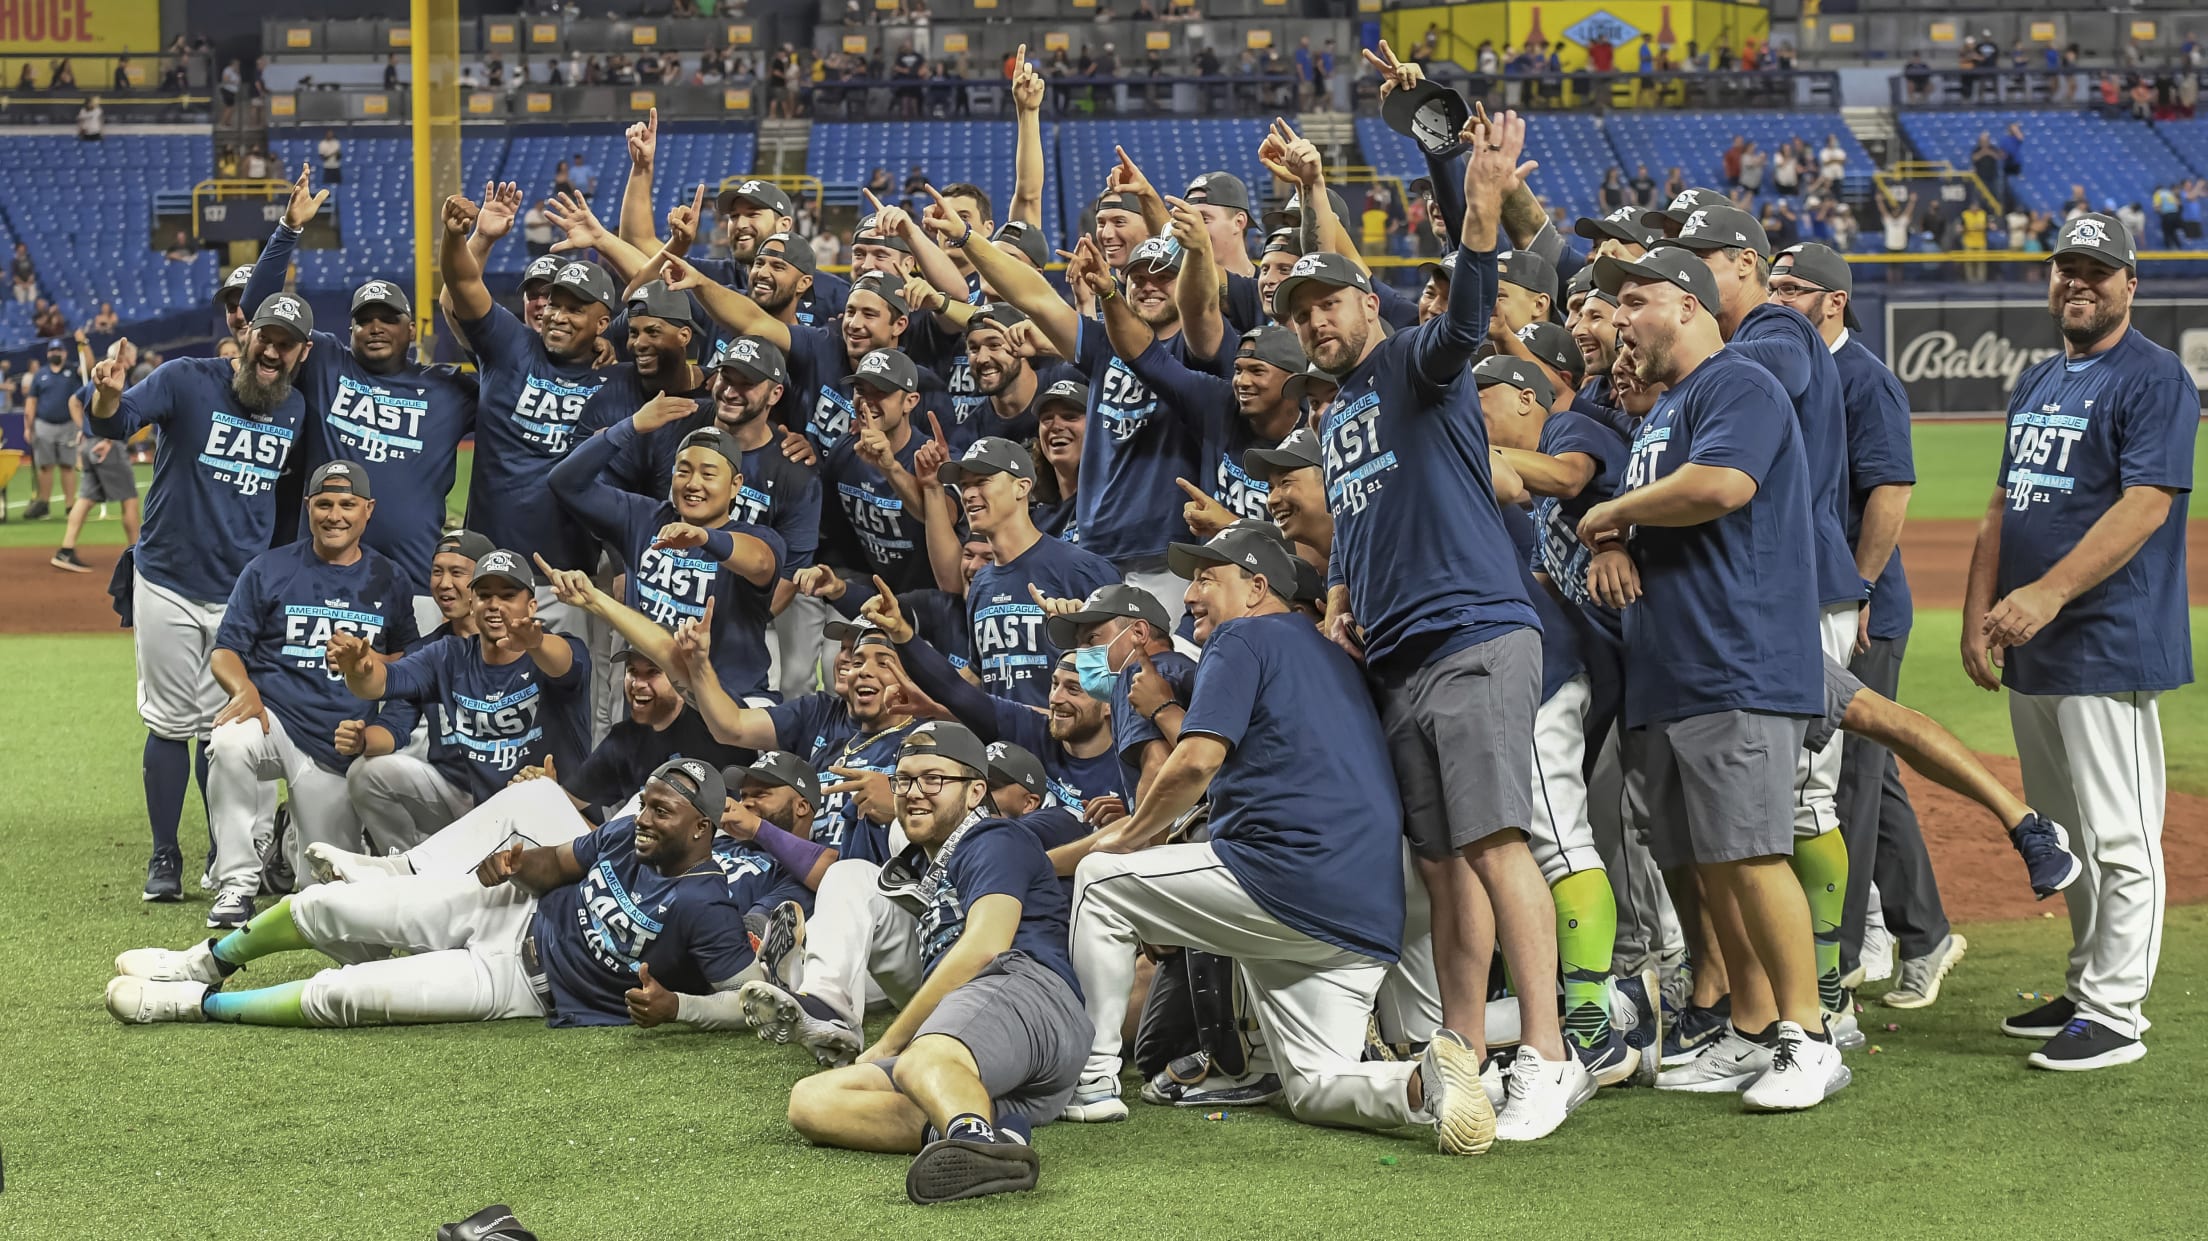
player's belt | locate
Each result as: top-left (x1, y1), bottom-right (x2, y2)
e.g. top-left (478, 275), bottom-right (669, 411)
top-left (519, 933), bottom-right (554, 1011)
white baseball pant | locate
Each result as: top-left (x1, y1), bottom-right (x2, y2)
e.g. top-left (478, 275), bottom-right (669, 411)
top-left (2009, 690), bottom-right (2166, 1039)
top-left (287, 870), bottom-right (546, 1026)
top-left (793, 857), bottom-right (922, 1026)
top-left (772, 592), bottom-right (842, 699)
top-left (132, 569), bottom-right (227, 741)
top-left (395, 778), bottom-right (599, 878)
top-left (1528, 675), bottom-right (1608, 884)
top-left (1072, 842), bottom-right (1419, 1131)
top-left (1587, 726), bottom-right (1685, 973)
top-left (346, 726), bottom-right (475, 855)
top-left (1793, 603), bottom-right (1859, 839)
top-left (1374, 845), bottom-right (1443, 1046)
top-left (206, 714), bottom-right (347, 896)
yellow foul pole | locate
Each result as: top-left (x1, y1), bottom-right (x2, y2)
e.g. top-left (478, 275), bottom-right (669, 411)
top-left (410, 0), bottom-right (461, 351)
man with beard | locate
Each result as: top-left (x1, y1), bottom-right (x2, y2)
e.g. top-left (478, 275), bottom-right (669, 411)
top-left (954, 303), bottom-right (1080, 446)
top-left (1045, 584), bottom-right (1193, 804)
top-left (438, 193), bottom-right (619, 621)
top-left (245, 168), bottom-right (479, 595)
top-left (105, 759), bottom-right (760, 1034)
top-left (200, 463), bottom-right (418, 924)
top-left (87, 298), bottom-right (314, 905)
top-left (521, 642), bottom-right (754, 819)
top-left (1568, 272), bottom-right (1624, 423)
top-left (1966, 213), bottom-right (2194, 1072)
top-left (575, 280), bottom-right (711, 478)
top-left (1581, 246), bottom-right (1840, 1111)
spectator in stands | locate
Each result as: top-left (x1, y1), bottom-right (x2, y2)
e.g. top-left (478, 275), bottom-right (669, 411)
top-left (551, 160), bottom-right (576, 200)
top-left (381, 53), bottom-right (400, 93)
top-left (571, 151), bottom-right (597, 198)
top-left (1134, 0), bottom-right (1157, 18)
top-left (1970, 132), bottom-right (2002, 200)
top-left (2183, 181), bottom-right (2206, 242)
top-left (1417, 23), bottom-right (1443, 62)
top-left (1596, 168), bottom-right (1626, 212)
top-left (1879, 189), bottom-right (1914, 274)
top-left (1721, 135), bottom-right (1745, 186)
top-left (112, 55), bottom-right (133, 93)
top-left (164, 231), bottom-right (196, 262)
top-left (32, 298), bottom-right (65, 338)
top-left (1904, 51), bottom-right (1931, 104)
top-left (523, 200), bottom-right (554, 257)
top-left (10, 243), bottom-right (35, 303)
top-left (220, 60), bottom-right (241, 125)
top-left (91, 303), bottom-right (118, 333)
top-left (160, 56), bottom-right (188, 94)
top-left (1817, 133), bottom-right (1846, 188)
top-left (2128, 76), bottom-right (2154, 121)
top-left (1828, 203), bottom-right (1856, 252)
top-left (1958, 199), bottom-right (1990, 282)
top-left (318, 130), bottom-right (343, 185)
top-left (1662, 165), bottom-right (1685, 203)
top-left (1627, 163), bottom-right (1655, 206)
top-left (2062, 183), bottom-right (2089, 220)
top-left (1772, 140), bottom-right (1799, 195)
top-left (244, 145), bottom-right (270, 180)
top-left (812, 229), bottom-right (841, 270)
top-left (248, 55), bottom-right (269, 126)
top-left (49, 59), bottom-right (76, 91)
top-left (2117, 201), bottom-right (2150, 248)
top-left (1738, 140), bottom-right (1765, 193)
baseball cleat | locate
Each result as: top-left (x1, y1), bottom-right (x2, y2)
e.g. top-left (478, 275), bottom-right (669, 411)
top-left (1495, 1045), bottom-right (1597, 1142)
top-left (1882, 933), bottom-right (1967, 1010)
top-left (1615, 968), bottom-right (1663, 1087)
top-left (206, 889), bottom-right (255, 930)
top-left (1141, 1067), bottom-right (1282, 1108)
top-left (737, 979), bottom-right (800, 1044)
top-left (305, 842), bottom-right (409, 884)
top-left (1658, 1029), bottom-right (1774, 1093)
top-left (1060, 1077), bottom-right (1130, 1123)
top-left (1661, 1002), bottom-right (1728, 1066)
top-left (115, 939), bottom-right (225, 984)
top-left (1742, 1022), bottom-right (1851, 1111)
top-left (752, 900), bottom-right (805, 988)
top-left (906, 1135), bottom-right (1039, 1205)
top-left (1575, 1033), bottom-right (1639, 1088)
top-left (2009, 813), bottom-right (2084, 899)
top-left (1420, 1028), bottom-right (1496, 1156)
top-left (105, 976), bottom-right (208, 1024)
top-left (2002, 994), bottom-right (2078, 1040)
top-left (2027, 1018), bottom-right (2147, 1072)
top-left (142, 849), bottom-right (183, 902)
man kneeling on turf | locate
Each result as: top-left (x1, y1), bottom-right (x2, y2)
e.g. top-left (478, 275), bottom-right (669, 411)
top-left (106, 759), bottom-right (757, 1031)
top-left (781, 722), bottom-right (1091, 1206)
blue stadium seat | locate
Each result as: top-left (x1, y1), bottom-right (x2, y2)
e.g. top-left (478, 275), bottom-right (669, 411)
top-left (1056, 118), bottom-right (1269, 247)
top-left (1897, 111), bottom-right (2188, 226)
top-left (808, 121), bottom-right (1026, 239)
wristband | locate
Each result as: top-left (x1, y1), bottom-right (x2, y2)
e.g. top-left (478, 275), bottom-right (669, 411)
top-left (1144, 701), bottom-right (1180, 725)
top-left (1098, 284), bottom-right (1118, 302)
top-left (948, 222), bottom-right (974, 249)
top-left (701, 526), bottom-right (737, 563)
top-left (1861, 577), bottom-right (1878, 599)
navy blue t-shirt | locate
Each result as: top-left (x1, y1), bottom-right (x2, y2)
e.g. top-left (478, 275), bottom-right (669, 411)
top-left (784, 324), bottom-right (955, 454)
top-left (766, 692), bottom-right (918, 865)
top-left (949, 359), bottom-right (1082, 449)
top-left (739, 442), bottom-right (822, 573)
top-left (1833, 333), bottom-right (1917, 641)
top-left (1616, 348), bottom-right (1822, 727)
top-left (1124, 337), bottom-right (1282, 524)
top-left (380, 632), bottom-right (593, 803)
top-left (966, 535), bottom-right (1120, 707)
top-left (567, 704), bottom-right (752, 813)
top-left (456, 301), bottom-right (616, 571)
top-left (575, 367), bottom-right (716, 500)
top-left (1996, 328), bottom-right (2196, 696)
top-left (86, 357), bottom-right (305, 604)
top-left (913, 816), bottom-right (1078, 995)
top-left (1730, 303), bottom-right (1859, 608)
top-left (1503, 502), bottom-right (1581, 704)
top-left (688, 257), bottom-right (848, 328)
top-left (1322, 245), bottom-right (1538, 672)
top-left (712, 835), bottom-right (817, 921)
top-left (1073, 318), bottom-right (1210, 565)
top-left (27, 363), bottom-right (78, 422)
top-left (1109, 646), bottom-right (1198, 797)
top-left (897, 634), bottom-right (1125, 814)
top-left (214, 541), bottom-right (420, 772)
top-left (818, 429), bottom-right (935, 591)
top-left (1180, 612), bottom-right (1406, 962)
top-left (1528, 409), bottom-right (1630, 662)
top-left (530, 818), bottom-right (754, 1027)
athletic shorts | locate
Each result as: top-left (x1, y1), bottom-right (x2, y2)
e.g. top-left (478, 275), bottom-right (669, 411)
top-left (1634, 710), bottom-right (1808, 869)
top-left (1803, 654), bottom-right (1864, 756)
top-left (30, 418), bottom-right (75, 469)
top-left (878, 951), bottom-right (1092, 1125)
top-left (1375, 626), bottom-right (1541, 859)
top-left (77, 440), bottom-right (136, 502)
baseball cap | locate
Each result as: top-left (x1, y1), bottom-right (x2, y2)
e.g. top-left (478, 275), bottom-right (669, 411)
top-left (718, 177), bottom-right (794, 219)
top-left (972, 302), bottom-right (1028, 334)
top-left (1038, 378), bottom-right (1089, 413)
top-left (898, 720), bottom-right (990, 777)
top-left (852, 214), bottom-right (912, 254)
top-left (1381, 78), bottom-right (1472, 157)
top-left (1418, 250), bottom-right (1459, 284)
top-left (1184, 171), bottom-right (1251, 214)
top-left (1044, 582), bottom-right (1174, 651)
top-left (214, 264), bottom-right (254, 306)
top-left (1472, 353), bottom-right (1557, 408)
top-left (521, 254), bottom-right (562, 290)
top-left (1261, 227), bottom-right (1302, 257)
top-left (733, 750), bottom-right (823, 807)
top-left (1575, 205), bottom-right (1659, 249)
top-left (1091, 190), bottom-right (1144, 218)
top-left (548, 259), bottom-right (619, 310)
top-left (823, 612), bottom-right (884, 643)
top-left (1593, 249), bottom-right (1723, 318)
top-left (848, 271), bottom-right (911, 319)
top-left (1496, 249), bottom-right (1559, 304)
top-left (1271, 251), bottom-right (1373, 321)
top-left (306, 460), bottom-right (373, 500)
top-left (1167, 522), bottom-right (1302, 600)
top-left (1566, 264), bottom-right (1597, 303)
top-left (1219, 517), bottom-right (1324, 602)
top-left (1284, 362), bottom-right (1340, 403)
top-left (1261, 186), bottom-right (1353, 233)
top-left (434, 530), bottom-right (495, 564)
top-left (755, 231), bottom-right (817, 275)
top-left (2051, 211), bottom-right (2136, 271)
top-left (611, 637), bottom-right (657, 670)
top-left (1660, 202), bottom-right (1771, 258)
top-left (843, 347), bottom-right (920, 394)
top-left (676, 426), bottom-right (743, 469)
top-left (1237, 323), bottom-right (1308, 373)
top-left (1127, 236), bottom-right (1185, 275)
top-left (1772, 242), bottom-right (1863, 330)
top-left (1242, 425), bottom-right (1323, 478)
top-left (468, 548), bottom-right (536, 592)
top-left (711, 335), bottom-right (790, 387)
top-left (43, 337), bottom-right (65, 353)
top-left (248, 292), bottom-right (314, 341)
top-left (1514, 321), bottom-right (1584, 383)
top-left (351, 278), bottom-right (411, 320)
top-left (983, 740), bottom-right (1048, 804)
top-left (937, 435), bottom-right (1036, 486)
top-left (647, 756), bottom-right (727, 826)
top-left (1638, 186), bottom-right (1727, 233)
top-left (991, 220), bottom-right (1049, 268)
top-left (626, 279), bottom-right (695, 329)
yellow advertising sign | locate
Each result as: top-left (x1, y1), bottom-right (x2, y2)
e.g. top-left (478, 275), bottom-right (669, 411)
top-left (1146, 31), bottom-right (1171, 50)
top-left (631, 25), bottom-right (658, 45)
top-left (1044, 32), bottom-right (1069, 51)
top-left (1246, 28), bottom-right (1273, 48)
top-left (466, 91), bottom-right (496, 114)
top-left (525, 92), bottom-right (552, 113)
top-left (2030, 21), bottom-right (2056, 42)
top-left (1826, 20), bottom-right (1853, 44)
top-left (727, 24), bottom-right (754, 46)
top-left (629, 89), bottom-right (656, 110)
top-left (0, 0), bottom-right (160, 53)
top-left (531, 23), bottom-right (559, 44)
top-left (1381, 3), bottom-right (1767, 72)
top-left (282, 26), bottom-right (313, 49)
top-left (362, 94), bottom-right (390, 116)
top-left (943, 33), bottom-right (968, 53)
top-left (841, 34), bottom-right (867, 53)
top-left (2131, 20), bottom-right (2157, 42)
top-left (723, 87), bottom-right (751, 110)
top-left (269, 93), bottom-right (295, 118)
top-left (487, 22), bottom-right (515, 45)
top-left (1927, 21), bottom-right (1956, 43)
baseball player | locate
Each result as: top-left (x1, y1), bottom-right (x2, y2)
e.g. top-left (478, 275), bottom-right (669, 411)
top-left (1256, 228), bottom-right (1304, 322)
top-left (1045, 584), bottom-right (1197, 802)
top-left (106, 760), bottom-right (759, 1032)
top-left (1279, 114), bottom-right (1587, 1135)
top-left (202, 462), bottom-right (417, 925)
top-left (214, 263), bottom-right (254, 343)
top-left (950, 303), bottom-right (1081, 447)
top-left (1768, 242), bottom-right (1963, 1007)
top-left (53, 340), bottom-right (141, 573)
top-left (810, 347), bottom-right (954, 593)
top-left (1583, 247), bottom-right (1842, 1110)
top-left (20, 335), bottom-right (80, 520)
top-left (1241, 428), bottom-right (1333, 563)
top-left (1966, 212), bottom-right (2193, 1072)
top-left (779, 723), bottom-right (1090, 1206)
top-left (1180, 171), bottom-right (1269, 332)
top-left (85, 299), bottom-right (315, 904)
top-left (246, 166), bottom-right (480, 594)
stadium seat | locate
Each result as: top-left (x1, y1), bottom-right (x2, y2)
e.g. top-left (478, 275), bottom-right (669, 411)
top-left (1897, 111), bottom-right (2190, 221)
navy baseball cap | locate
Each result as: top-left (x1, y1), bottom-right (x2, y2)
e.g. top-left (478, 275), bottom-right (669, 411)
top-left (1661, 202), bottom-right (1771, 258)
top-left (843, 347), bottom-right (920, 394)
top-left (215, 264), bottom-right (254, 306)
top-left (648, 756), bottom-right (727, 825)
top-left (711, 335), bottom-right (790, 386)
top-left (1496, 249), bottom-right (1559, 304)
top-left (755, 231), bottom-right (816, 275)
top-left (719, 177), bottom-right (794, 219)
top-left (1473, 354), bottom-right (1557, 408)
top-left (1515, 321), bottom-right (1584, 383)
top-left (521, 254), bottom-right (563, 290)
top-left (1242, 425), bottom-right (1323, 478)
top-left (306, 460), bottom-right (372, 499)
top-left (898, 720), bottom-right (990, 777)
top-left (1045, 582), bottom-right (1175, 651)
top-left (1594, 249), bottom-right (1723, 319)
top-left (1167, 523), bottom-right (1302, 600)
top-left (1381, 79), bottom-right (1472, 158)
top-left (1575, 205), bottom-right (1658, 249)
top-left (468, 548), bottom-right (536, 592)
top-left (2051, 211), bottom-right (2136, 271)
top-left (248, 292), bottom-right (314, 341)
top-left (44, 337), bottom-right (65, 352)
top-left (1184, 171), bottom-right (1251, 214)
top-left (1418, 250), bottom-right (1458, 284)
top-left (848, 271), bottom-right (910, 319)
top-left (626, 280), bottom-right (695, 329)
top-left (1038, 378), bottom-right (1089, 413)
top-left (983, 740), bottom-right (1049, 803)
top-left (732, 750), bottom-right (823, 807)
top-left (938, 435), bottom-right (1036, 486)
top-left (1261, 186), bottom-right (1352, 233)
top-left (676, 426), bottom-right (743, 469)
top-left (549, 259), bottom-right (619, 310)
top-left (823, 612), bottom-right (884, 643)
top-left (852, 214), bottom-right (912, 254)
top-left (991, 220), bottom-right (1049, 268)
top-left (351, 278), bottom-right (411, 319)
top-left (1772, 242), bottom-right (1863, 330)
top-left (1638, 186), bottom-right (1726, 233)
top-left (435, 530), bottom-right (495, 564)
top-left (1238, 323), bottom-right (1308, 373)
top-left (1090, 191), bottom-right (1144, 218)
top-left (972, 302), bottom-right (1028, 334)
top-left (1262, 227), bottom-right (1302, 257)
top-left (1271, 251), bottom-right (1373, 320)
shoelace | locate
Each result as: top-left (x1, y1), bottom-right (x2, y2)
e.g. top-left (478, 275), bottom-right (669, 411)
top-left (1767, 1032), bottom-right (1802, 1073)
top-left (2059, 1017), bottom-right (2096, 1039)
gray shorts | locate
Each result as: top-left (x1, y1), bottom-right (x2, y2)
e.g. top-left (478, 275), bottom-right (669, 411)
top-left (76, 440), bottom-right (136, 502)
top-left (1633, 710), bottom-right (1808, 869)
top-left (1376, 626), bottom-right (1541, 859)
top-left (30, 418), bottom-right (75, 469)
top-left (879, 951), bottom-right (1092, 1125)
top-left (1803, 654), bottom-right (1864, 756)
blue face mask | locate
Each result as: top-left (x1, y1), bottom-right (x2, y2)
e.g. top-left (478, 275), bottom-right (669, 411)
top-left (1073, 643), bottom-right (1118, 701)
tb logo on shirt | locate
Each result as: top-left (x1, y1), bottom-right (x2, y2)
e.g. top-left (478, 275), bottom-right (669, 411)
top-left (330, 377), bottom-right (429, 464)
top-left (2005, 403), bottom-right (2087, 512)
top-left (514, 376), bottom-right (597, 454)
top-left (201, 411), bottom-right (296, 497)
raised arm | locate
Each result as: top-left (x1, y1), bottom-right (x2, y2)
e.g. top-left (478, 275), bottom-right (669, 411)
top-left (243, 162), bottom-right (328, 316)
top-left (1009, 47), bottom-right (1046, 228)
top-left (438, 193), bottom-right (496, 321)
top-left (933, 183), bottom-right (1080, 356)
top-left (858, 576), bottom-right (1017, 742)
top-left (543, 190), bottom-right (658, 287)
top-left (617, 108), bottom-right (662, 251)
top-left (867, 191), bottom-right (967, 320)
top-left (1049, 733), bottom-right (1227, 874)
top-left (1264, 117), bottom-right (1363, 271)
top-left (1166, 197), bottom-right (1226, 362)
top-left (660, 255), bottom-right (792, 352)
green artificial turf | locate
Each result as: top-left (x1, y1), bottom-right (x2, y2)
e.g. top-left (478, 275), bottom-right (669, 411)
top-left (1877, 419), bottom-right (2208, 521)
top-left (0, 634), bottom-right (2199, 1239)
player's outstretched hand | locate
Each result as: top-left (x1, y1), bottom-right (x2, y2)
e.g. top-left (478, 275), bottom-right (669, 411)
top-left (625, 962), bottom-right (679, 1027)
top-left (626, 106), bottom-right (659, 171)
top-left (719, 796), bottom-right (762, 841)
top-left (511, 753), bottom-right (559, 785)
top-left (92, 339), bottom-right (134, 396)
top-left (861, 188), bottom-right (916, 240)
top-left (859, 575), bottom-right (914, 643)
top-left (634, 390), bottom-right (700, 434)
top-left (1164, 196), bottom-right (1213, 262)
top-left (792, 563), bottom-right (848, 600)
top-left (283, 161), bottom-right (330, 229)
top-left (1010, 44), bottom-right (1044, 113)
top-left (1362, 39), bottom-right (1424, 99)
top-left (441, 193), bottom-right (481, 239)
top-left (543, 191), bottom-right (605, 253)
top-left (672, 597), bottom-right (716, 667)
top-left (476, 841), bottom-right (524, 888)
top-left (666, 182), bottom-right (708, 251)
top-left (652, 522), bottom-right (709, 551)
top-left (1174, 477), bottom-right (1236, 540)
top-left (590, 335), bottom-right (621, 368)
top-left (333, 719), bottom-right (368, 757)
top-left (324, 628), bottom-right (372, 678)
top-left (1027, 583), bottom-right (1083, 618)
top-left (1126, 651), bottom-right (1173, 719)
top-left (1586, 546), bottom-right (1642, 609)
top-left (532, 553), bottom-right (597, 610)
top-left (1108, 145), bottom-right (1159, 207)
top-left (496, 613), bottom-right (547, 655)
top-left (825, 765), bottom-right (897, 824)
top-left (1461, 104), bottom-right (1537, 202)
top-left (477, 181), bottom-right (523, 241)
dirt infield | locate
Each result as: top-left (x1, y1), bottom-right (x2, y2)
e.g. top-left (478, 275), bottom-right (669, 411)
top-left (1902, 518), bottom-right (2208, 607)
top-left (0, 546), bottom-right (126, 635)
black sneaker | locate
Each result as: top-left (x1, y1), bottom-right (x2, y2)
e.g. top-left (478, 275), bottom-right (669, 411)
top-left (905, 1134), bottom-right (1038, 1205)
top-left (142, 849), bottom-right (184, 902)
top-left (22, 500), bottom-right (49, 520)
top-left (257, 802), bottom-right (296, 896)
top-left (207, 889), bottom-right (255, 929)
top-left (2009, 812), bottom-right (2084, 899)
top-left (2028, 1017), bottom-right (2146, 1072)
top-left (50, 547), bottom-right (92, 573)
top-left (2002, 994), bottom-right (2077, 1040)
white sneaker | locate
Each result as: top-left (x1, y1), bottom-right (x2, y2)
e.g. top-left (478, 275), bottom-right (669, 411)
top-left (1419, 1029), bottom-right (1496, 1156)
top-left (105, 976), bottom-right (208, 1024)
top-left (1742, 1021), bottom-right (1852, 1111)
top-left (1882, 933), bottom-right (1967, 1010)
top-left (1059, 1076), bottom-right (1130, 1123)
top-left (1478, 1048), bottom-right (1509, 1110)
top-left (1656, 1029), bottom-right (1774, 1093)
top-left (115, 940), bottom-right (224, 984)
top-left (1494, 1045), bottom-right (1597, 1142)
top-left (1860, 917), bottom-right (1895, 983)
top-left (305, 842), bottom-right (409, 884)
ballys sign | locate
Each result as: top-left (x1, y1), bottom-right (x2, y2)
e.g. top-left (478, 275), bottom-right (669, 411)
top-left (1884, 298), bottom-right (2208, 416)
